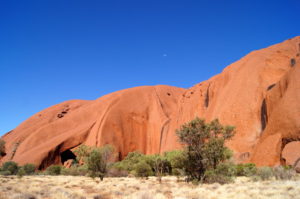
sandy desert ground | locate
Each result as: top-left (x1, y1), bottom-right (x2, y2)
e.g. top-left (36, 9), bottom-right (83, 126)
top-left (0, 175), bottom-right (300, 199)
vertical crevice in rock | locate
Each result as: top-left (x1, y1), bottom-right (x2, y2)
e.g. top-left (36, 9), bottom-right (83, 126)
top-left (154, 87), bottom-right (171, 153)
top-left (290, 58), bottom-right (296, 67)
top-left (205, 84), bottom-right (210, 108)
top-left (267, 84), bottom-right (276, 91)
top-left (260, 99), bottom-right (268, 132)
top-left (9, 142), bottom-right (20, 160)
top-left (158, 119), bottom-right (170, 153)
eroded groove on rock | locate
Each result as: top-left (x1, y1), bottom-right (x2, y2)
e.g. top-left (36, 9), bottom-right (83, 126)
top-left (158, 119), bottom-right (170, 153)
top-left (267, 84), bottom-right (276, 91)
top-left (205, 84), bottom-right (210, 108)
top-left (39, 144), bottom-right (62, 170)
top-left (260, 99), bottom-right (268, 132)
top-left (9, 142), bottom-right (20, 160)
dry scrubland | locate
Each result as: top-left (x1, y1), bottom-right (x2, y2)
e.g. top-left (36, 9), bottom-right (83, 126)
top-left (0, 175), bottom-right (300, 199)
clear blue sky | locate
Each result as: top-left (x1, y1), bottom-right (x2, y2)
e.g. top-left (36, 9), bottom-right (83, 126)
top-left (0, 0), bottom-right (299, 136)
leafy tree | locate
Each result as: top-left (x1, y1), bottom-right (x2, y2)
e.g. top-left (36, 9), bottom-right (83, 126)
top-left (0, 139), bottom-right (5, 157)
top-left (87, 145), bottom-right (114, 181)
top-left (176, 117), bottom-right (235, 181)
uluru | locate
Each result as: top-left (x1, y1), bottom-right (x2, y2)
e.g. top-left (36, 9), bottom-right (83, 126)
top-left (1, 36), bottom-right (300, 169)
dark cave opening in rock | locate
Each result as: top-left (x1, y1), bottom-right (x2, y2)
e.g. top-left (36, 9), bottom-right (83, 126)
top-left (60, 149), bottom-right (76, 164)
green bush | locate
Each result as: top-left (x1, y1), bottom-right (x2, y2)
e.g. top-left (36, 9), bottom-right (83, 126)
top-left (61, 167), bottom-right (80, 176)
top-left (134, 161), bottom-right (153, 178)
top-left (144, 154), bottom-right (171, 177)
top-left (164, 150), bottom-right (187, 176)
top-left (236, 163), bottom-right (257, 176)
top-left (204, 170), bottom-right (233, 184)
top-left (215, 162), bottom-right (236, 177)
top-left (1, 161), bottom-right (19, 175)
top-left (113, 151), bottom-right (144, 172)
top-left (74, 144), bottom-right (93, 163)
top-left (256, 167), bottom-right (273, 181)
top-left (113, 152), bottom-right (174, 178)
top-left (273, 166), bottom-right (296, 180)
top-left (77, 164), bottom-right (89, 176)
top-left (22, 163), bottom-right (36, 175)
top-left (61, 165), bottom-right (89, 176)
top-left (0, 170), bottom-right (11, 176)
top-left (204, 162), bottom-right (236, 184)
top-left (46, 165), bottom-right (62, 175)
top-left (106, 168), bottom-right (128, 177)
top-left (17, 167), bottom-right (26, 178)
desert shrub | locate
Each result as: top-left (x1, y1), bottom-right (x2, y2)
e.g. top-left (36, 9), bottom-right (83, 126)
top-left (204, 170), bottom-right (232, 184)
top-left (0, 170), bottom-right (11, 176)
top-left (164, 150), bottom-right (187, 176)
top-left (113, 151), bottom-right (144, 172)
top-left (46, 165), bottom-right (62, 175)
top-left (74, 144), bottom-right (93, 163)
top-left (176, 117), bottom-right (235, 181)
top-left (106, 168), bottom-right (128, 177)
top-left (0, 139), bottom-right (5, 157)
top-left (77, 164), bottom-right (89, 176)
top-left (145, 154), bottom-right (171, 177)
top-left (204, 162), bottom-right (236, 184)
top-left (114, 151), bottom-right (175, 178)
top-left (61, 164), bottom-right (89, 176)
top-left (214, 162), bottom-right (236, 177)
top-left (17, 167), bottom-right (26, 178)
top-left (273, 166), bottom-right (296, 180)
top-left (134, 161), bottom-right (153, 178)
top-left (61, 167), bottom-right (80, 176)
top-left (256, 167), bottom-right (273, 180)
top-left (22, 163), bottom-right (36, 175)
top-left (236, 163), bottom-right (257, 176)
top-left (1, 161), bottom-right (19, 175)
top-left (87, 145), bottom-right (114, 181)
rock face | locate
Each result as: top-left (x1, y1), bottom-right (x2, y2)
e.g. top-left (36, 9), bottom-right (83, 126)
top-left (282, 141), bottom-right (300, 166)
top-left (1, 37), bottom-right (300, 168)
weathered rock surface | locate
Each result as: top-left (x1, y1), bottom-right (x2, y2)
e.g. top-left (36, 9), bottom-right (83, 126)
top-left (281, 141), bottom-right (300, 166)
top-left (1, 36), bottom-right (300, 168)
